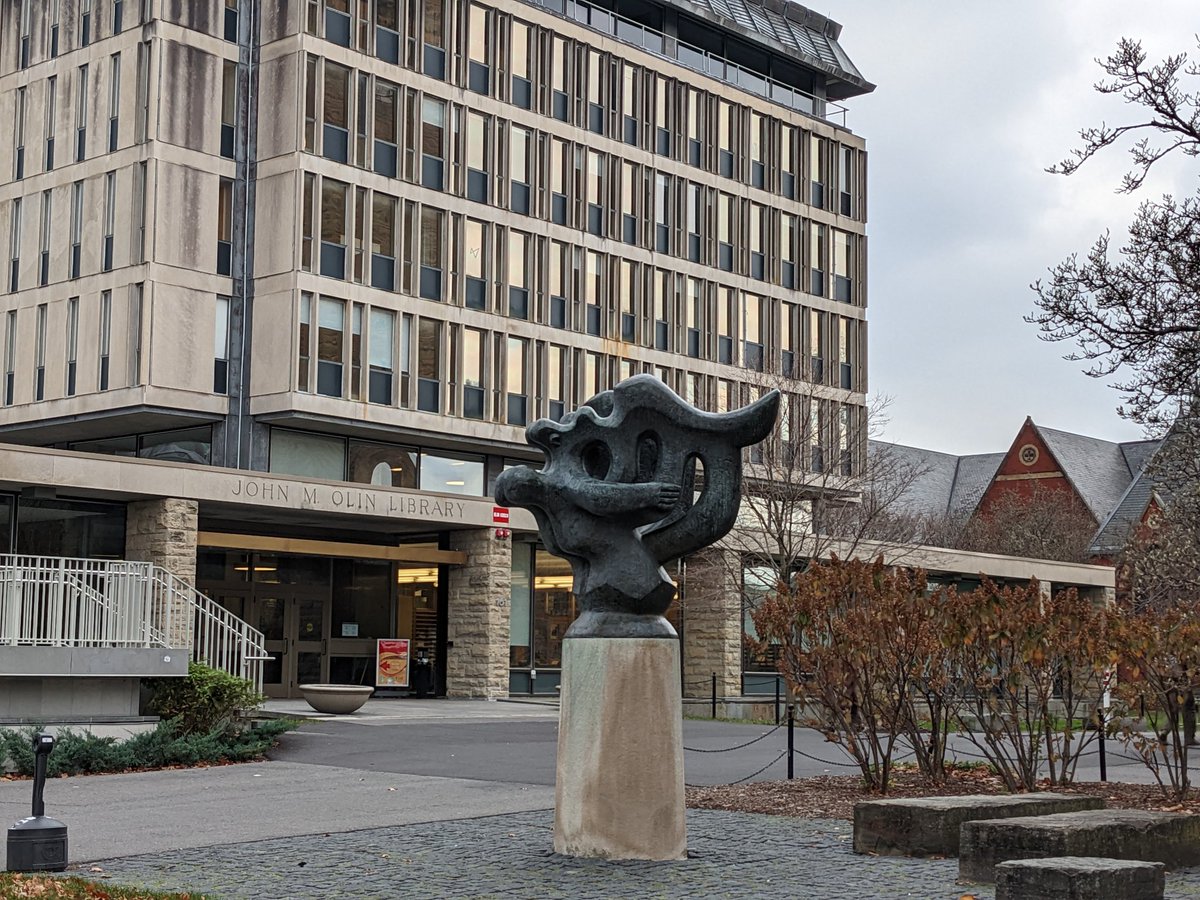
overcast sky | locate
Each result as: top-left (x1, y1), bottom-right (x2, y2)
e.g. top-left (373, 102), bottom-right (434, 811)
top-left (828, 1), bottom-right (1195, 455)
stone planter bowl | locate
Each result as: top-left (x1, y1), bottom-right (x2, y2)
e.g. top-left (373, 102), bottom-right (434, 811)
top-left (299, 684), bottom-right (374, 715)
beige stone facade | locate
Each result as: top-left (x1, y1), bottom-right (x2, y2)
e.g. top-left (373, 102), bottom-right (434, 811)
top-left (446, 527), bottom-right (512, 699)
top-left (681, 548), bottom-right (743, 701)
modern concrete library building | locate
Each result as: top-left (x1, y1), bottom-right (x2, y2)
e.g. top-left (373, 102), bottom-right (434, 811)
top-left (0, 0), bottom-right (893, 713)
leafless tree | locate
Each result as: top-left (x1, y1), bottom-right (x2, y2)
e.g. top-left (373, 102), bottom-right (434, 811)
top-left (1029, 37), bottom-right (1200, 430)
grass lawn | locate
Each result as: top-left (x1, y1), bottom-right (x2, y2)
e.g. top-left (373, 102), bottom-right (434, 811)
top-left (0, 873), bottom-right (205, 898)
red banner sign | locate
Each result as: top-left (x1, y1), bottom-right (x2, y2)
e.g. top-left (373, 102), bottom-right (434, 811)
top-left (493, 506), bottom-right (510, 524)
top-left (376, 638), bottom-right (411, 688)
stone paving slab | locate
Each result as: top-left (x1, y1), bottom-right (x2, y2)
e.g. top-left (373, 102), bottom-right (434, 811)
top-left (78, 810), bottom-right (1200, 900)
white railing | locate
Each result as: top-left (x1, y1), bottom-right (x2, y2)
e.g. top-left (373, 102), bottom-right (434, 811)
top-left (0, 555), bottom-right (266, 694)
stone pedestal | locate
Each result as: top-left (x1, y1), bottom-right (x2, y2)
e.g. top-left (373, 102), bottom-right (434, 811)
top-left (554, 637), bottom-right (686, 860)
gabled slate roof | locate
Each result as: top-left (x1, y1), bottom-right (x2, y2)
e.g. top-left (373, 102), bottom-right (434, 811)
top-left (1088, 470), bottom-right (1157, 556)
top-left (1034, 425), bottom-right (1145, 522)
top-left (867, 442), bottom-right (1003, 521)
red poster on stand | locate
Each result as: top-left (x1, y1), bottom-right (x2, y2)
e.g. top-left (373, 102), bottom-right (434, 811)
top-left (376, 639), bottom-right (411, 688)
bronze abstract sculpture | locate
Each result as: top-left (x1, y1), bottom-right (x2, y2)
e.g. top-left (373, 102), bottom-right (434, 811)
top-left (495, 374), bottom-right (780, 639)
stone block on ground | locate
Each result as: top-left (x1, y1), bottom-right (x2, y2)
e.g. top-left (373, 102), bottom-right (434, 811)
top-left (853, 793), bottom-right (1105, 857)
top-left (960, 809), bottom-right (1200, 883)
top-left (995, 856), bottom-right (1165, 900)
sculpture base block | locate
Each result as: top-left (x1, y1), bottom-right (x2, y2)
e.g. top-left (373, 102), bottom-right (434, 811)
top-left (554, 636), bottom-right (686, 861)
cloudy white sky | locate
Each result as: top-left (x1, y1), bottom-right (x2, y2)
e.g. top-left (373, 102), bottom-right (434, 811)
top-left (828, 1), bottom-right (1196, 455)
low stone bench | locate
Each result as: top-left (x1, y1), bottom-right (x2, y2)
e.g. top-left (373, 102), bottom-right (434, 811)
top-left (995, 857), bottom-right (1165, 900)
top-left (960, 809), bottom-right (1200, 882)
top-left (852, 793), bottom-right (1104, 857)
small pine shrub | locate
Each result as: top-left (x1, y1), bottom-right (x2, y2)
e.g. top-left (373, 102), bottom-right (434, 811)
top-left (145, 662), bottom-right (263, 735)
top-left (0, 718), bottom-right (298, 776)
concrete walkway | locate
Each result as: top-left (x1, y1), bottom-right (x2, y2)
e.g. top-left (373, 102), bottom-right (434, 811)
top-left (260, 696), bottom-right (560, 723)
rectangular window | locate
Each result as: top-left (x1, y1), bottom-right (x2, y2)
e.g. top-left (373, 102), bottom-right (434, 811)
top-left (9, 198), bottom-right (21, 293)
top-left (135, 42), bottom-right (151, 143)
top-left (70, 181), bottom-right (82, 278)
top-left (546, 344), bottom-right (568, 421)
top-left (838, 316), bottom-right (854, 391)
top-left (810, 134), bottom-right (825, 208)
top-left (839, 145), bottom-right (855, 217)
top-left (506, 336), bottom-right (527, 425)
top-left (510, 126), bottom-right (531, 215)
top-left (320, 179), bottom-right (349, 278)
top-left (76, 65), bottom-right (88, 162)
top-left (304, 55), bottom-right (317, 153)
top-left (216, 179), bottom-right (234, 276)
top-left (224, 0), bottom-right (239, 41)
top-left (44, 77), bottom-right (57, 171)
top-left (419, 207), bottom-right (443, 300)
top-left (587, 151), bottom-right (605, 237)
top-left (463, 217), bottom-right (488, 310)
top-left (421, 98), bottom-right (446, 190)
top-left (462, 326), bottom-right (484, 418)
top-left (81, 0), bottom-right (92, 47)
top-left (65, 297), bottom-right (78, 396)
top-left (809, 309), bottom-right (825, 384)
top-left (19, 0), bottom-right (31, 69)
top-left (298, 292), bottom-right (312, 390)
top-left (301, 173), bottom-right (315, 271)
top-left (14, 87), bottom-right (26, 180)
top-left (99, 289), bottom-right (112, 390)
top-left (316, 296), bottom-right (345, 397)
top-left (717, 100), bottom-right (734, 178)
top-left (422, 0), bottom-right (446, 79)
top-left (34, 303), bottom-right (46, 401)
top-left (4, 311), bottom-right (15, 405)
top-left (467, 3), bottom-right (490, 95)
top-left (376, 0), bottom-right (400, 63)
top-left (743, 293), bottom-right (763, 372)
top-left (781, 214), bottom-right (798, 289)
top-left (38, 190), bottom-right (51, 287)
top-left (352, 186), bottom-right (367, 282)
top-left (717, 193), bottom-right (734, 272)
top-left (129, 282), bottom-right (143, 385)
top-left (368, 307), bottom-right (394, 404)
top-left (833, 230), bottom-right (853, 303)
top-left (373, 80), bottom-right (399, 177)
top-left (507, 230), bottom-right (529, 319)
top-left (781, 126), bottom-right (797, 199)
top-left (113, 0), bottom-right (124, 34)
top-left (551, 36), bottom-right (570, 122)
top-left (221, 61), bottom-right (237, 158)
top-left (416, 317), bottom-right (441, 411)
top-left (214, 295), bottom-right (230, 394)
top-left (323, 63), bottom-right (350, 163)
top-left (465, 112), bottom-right (489, 203)
top-left (324, 0), bottom-right (350, 46)
top-left (350, 302), bottom-right (363, 399)
top-left (50, 0), bottom-right (61, 58)
top-left (108, 53), bottom-right (121, 152)
top-left (132, 161), bottom-right (147, 264)
top-left (102, 171), bottom-right (116, 272)
top-left (750, 112), bottom-right (766, 188)
top-left (586, 50), bottom-right (604, 135)
top-left (511, 20), bottom-right (532, 109)
top-left (810, 222), bottom-right (826, 297)
top-left (371, 193), bottom-right (397, 291)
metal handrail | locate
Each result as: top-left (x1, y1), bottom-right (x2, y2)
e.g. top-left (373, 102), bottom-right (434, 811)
top-left (523, 0), bottom-right (850, 127)
top-left (0, 554), bottom-right (266, 694)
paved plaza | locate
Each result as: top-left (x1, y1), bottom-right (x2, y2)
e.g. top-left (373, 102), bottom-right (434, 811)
top-left (2, 700), bottom-right (1198, 898)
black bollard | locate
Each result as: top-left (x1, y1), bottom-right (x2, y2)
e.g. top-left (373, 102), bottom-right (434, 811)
top-left (787, 704), bottom-right (795, 780)
top-left (7, 733), bottom-right (68, 872)
top-left (1098, 707), bottom-right (1108, 783)
top-left (711, 672), bottom-right (717, 720)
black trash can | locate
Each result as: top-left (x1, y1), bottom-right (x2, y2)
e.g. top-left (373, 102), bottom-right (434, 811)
top-left (412, 649), bottom-right (434, 697)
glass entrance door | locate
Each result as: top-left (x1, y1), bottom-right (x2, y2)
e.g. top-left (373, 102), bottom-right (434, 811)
top-left (254, 591), bottom-right (329, 698)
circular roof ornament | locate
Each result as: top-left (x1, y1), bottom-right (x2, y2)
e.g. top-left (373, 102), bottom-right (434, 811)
top-left (1019, 444), bottom-right (1039, 466)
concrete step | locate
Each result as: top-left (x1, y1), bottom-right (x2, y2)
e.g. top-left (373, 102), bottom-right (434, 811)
top-left (961, 809), bottom-right (1200, 883)
top-left (853, 793), bottom-right (1104, 857)
top-left (995, 857), bottom-right (1165, 899)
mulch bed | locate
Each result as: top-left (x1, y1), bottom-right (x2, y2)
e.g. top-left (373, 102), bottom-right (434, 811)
top-left (687, 768), bottom-right (1200, 821)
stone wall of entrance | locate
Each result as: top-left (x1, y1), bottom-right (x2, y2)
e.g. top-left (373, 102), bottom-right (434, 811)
top-left (125, 498), bottom-right (200, 648)
top-left (446, 528), bottom-right (512, 698)
top-left (682, 549), bottom-right (742, 701)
